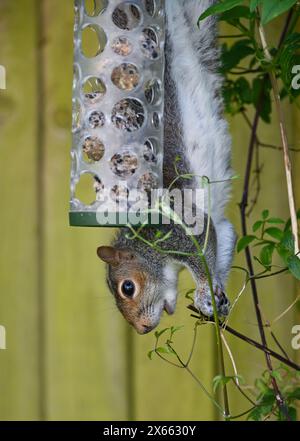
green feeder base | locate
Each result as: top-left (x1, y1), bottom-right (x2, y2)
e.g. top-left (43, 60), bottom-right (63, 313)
top-left (69, 211), bottom-right (162, 228)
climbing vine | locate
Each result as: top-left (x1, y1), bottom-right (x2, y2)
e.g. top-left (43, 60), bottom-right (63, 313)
top-left (130, 1), bottom-right (300, 421)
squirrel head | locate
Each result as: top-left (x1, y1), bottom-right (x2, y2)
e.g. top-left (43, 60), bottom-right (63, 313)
top-left (97, 246), bottom-right (176, 334)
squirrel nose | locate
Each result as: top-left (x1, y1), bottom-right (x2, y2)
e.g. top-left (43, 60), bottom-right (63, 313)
top-left (142, 324), bottom-right (153, 334)
top-left (135, 315), bottom-right (161, 334)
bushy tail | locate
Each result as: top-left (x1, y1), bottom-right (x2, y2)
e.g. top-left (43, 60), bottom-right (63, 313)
top-left (165, 0), bottom-right (232, 225)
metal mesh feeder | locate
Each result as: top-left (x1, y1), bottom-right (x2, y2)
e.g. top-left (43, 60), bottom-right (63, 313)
top-left (70, 0), bottom-right (165, 226)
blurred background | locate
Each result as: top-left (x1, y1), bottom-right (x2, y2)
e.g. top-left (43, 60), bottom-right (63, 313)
top-left (0, 0), bottom-right (299, 421)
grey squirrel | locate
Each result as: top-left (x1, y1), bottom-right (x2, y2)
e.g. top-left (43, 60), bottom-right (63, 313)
top-left (97, 0), bottom-right (237, 334)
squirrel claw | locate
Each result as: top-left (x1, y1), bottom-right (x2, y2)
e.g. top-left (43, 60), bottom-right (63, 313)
top-left (194, 286), bottom-right (230, 318)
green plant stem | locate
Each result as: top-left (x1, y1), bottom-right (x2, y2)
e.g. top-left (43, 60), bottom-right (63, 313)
top-left (163, 208), bottom-right (231, 420)
top-left (129, 204), bottom-right (231, 420)
top-left (239, 73), bottom-right (291, 419)
top-left (278, 7), bottom-right (297, 48)
top-left (153, 333), bottom-right (225, 415)
top-left (218, 34), bottom-right (245, 38)
top-left (171, 219), bottom-right (230, 419)
top-left (269, 331), bottom-right (291, 362)
top-left (229, 68), bottom-right (262, 75)
top-left (229, 406), bottom-right (256, 420)
top-left (250, 268), bottom-right (288, 280)
top-left (188, 307), bottom-right (300, 371)
top-left (186, 365), bottom-right (225, 414)
top-left (258, 19), bottom-right (299, 257)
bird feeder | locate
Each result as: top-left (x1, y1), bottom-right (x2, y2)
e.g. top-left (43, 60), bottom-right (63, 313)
top-left (70, 0), bottom-right (165, 226)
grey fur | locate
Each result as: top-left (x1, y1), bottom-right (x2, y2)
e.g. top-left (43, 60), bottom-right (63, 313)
top-left (101, 0), bottom-right (237, 333)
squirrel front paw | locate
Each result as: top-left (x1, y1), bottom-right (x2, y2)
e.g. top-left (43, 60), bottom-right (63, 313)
top-left (194, 285), bottom-right (230, 318)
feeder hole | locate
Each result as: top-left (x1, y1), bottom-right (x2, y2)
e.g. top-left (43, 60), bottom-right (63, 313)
top-left (112, 3), bottom-right (142, 30)
top-left (111, 36), bottom-right (133, 56)
top-left (81, 25), bottom-right (107, 58)
top-left (82, 136), bottom-right (105, 162)
top-left (87, 111), bottom-right (105, 129)
top-left (110, 151), bottom-right (138, 178)
top-left (152, 111), bottom-right (160, 129)
top-left (143, 138), bottom-right (158, 163)
top-left (111, 63), bottom-right (140, 91)
top-left (84, 0), bottom-right (108, 17)
top-left (112, 98), bottom-right (145, 132)
top-left (83, 76), bottom-right (106, 103)
top-left (145, 79), bottom-right (161, 105)
top-left (138, 172), bottom-right (158, 192)
top-left (140, 27), bottom-right (160, 60)
top-left (110, 185), bottom-right (129, 203)
top-left (145, 0), bottom-right (156, 17)
top-left (76, 173), bottom-right (102, 205)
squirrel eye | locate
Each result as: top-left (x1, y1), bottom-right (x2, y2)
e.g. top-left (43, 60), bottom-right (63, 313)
top-left (121, 280), bottom-right (135, 297)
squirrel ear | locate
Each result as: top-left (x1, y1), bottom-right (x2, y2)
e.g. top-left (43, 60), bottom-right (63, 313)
top-left (97, 246), bottom-right (119, 266)
top-left (97, 246), bottom-right (135, 266)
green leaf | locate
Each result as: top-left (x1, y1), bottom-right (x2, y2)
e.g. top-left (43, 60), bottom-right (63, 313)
top-left (249, 388), bottom-right (276, 420)
top-left (255, 379), bottom-right (269, 394)
top-left (237, 235), bottom-right (256, 252)
top-left (170, 325), bottom-right (184, 335)
top-left (248, 406), bottom-right (263, 421)
top-left (253, 220), bottom-right (263, 232)
top-left (212, 375), bottom-right (241, 393)
top-left (280, 230), bottom-right (295, 253)
top-left (277, 231), bottom-right (295, 264)
top-left (262, 209), bottom-right (270, 220)
top-left (154, 230), bottom-right (173, 244)
top-left (198, 0), bottom-right (245, 22)
top-left (277, 246), bottom-right (293, 264)
top-left (220, 6), bottom-right (252, 21)
top-left (154, 328), bottom-right (168, 339)
top-left (221, 39), bottom-right (255, 72)
top-left (222, 77), bottom-right (253, 115)
top-left (148, 350), bottom-right (154, 360)
top-left (287, 387), bottom-right (300, 401)
top-left (237, 77), bottom-right (253, 103)
top-left (250, 0), bottom-right (262, 12)
top-left (284, 208), bottom-right (300, 231)
top-left (261, 0), bottom-right (298, 25)
top-left (287, 407), bottom-right (297, 421)
top-left (213, 375), bottom-right (245, 392)
top-left (287, 255), bottom-right (300, 280)
top-left (267, 217), bottom-right (285, 224)
top-left (155, 346), bottom-right (170, 354)
top-left (278, 406), bottom-right (297, 421)
top-left (260, 244), bottom-right (275, 267)
top-left (264, 227), bottom-right (284, 241)
top-left (166, 343), bottom-right (177, 355)
top-left (270, 370), bottom-right (283, 382)
top-left (252, 240), bottom-right (273, 248)
top-left (252, 78), bottom-right (272, 123)
top-left (278, 33), bottom-right (300, 95)
top-left (259, 388), bottom-right (276, 408)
